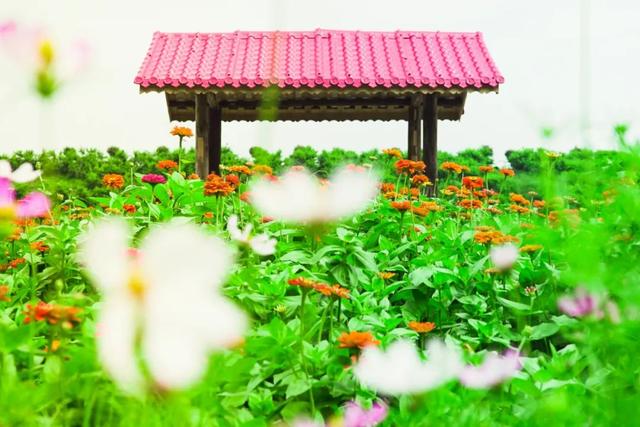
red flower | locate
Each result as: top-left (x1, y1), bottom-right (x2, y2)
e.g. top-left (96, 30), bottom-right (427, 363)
top-left (462, 176), bottom-right (484, 189)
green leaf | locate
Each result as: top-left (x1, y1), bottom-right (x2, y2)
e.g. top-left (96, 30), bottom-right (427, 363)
top-left (409, 266), bottom-right (434, 287)
top-left (529, 322), bottom-right (560, 340)
top-left (285, 377), bottom-right (311, 399)
top-left (497, 297), bottom-right (531, 312)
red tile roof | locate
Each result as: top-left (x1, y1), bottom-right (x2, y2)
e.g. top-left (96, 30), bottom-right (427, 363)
top-left (134, 30), bottom-right (503, 91)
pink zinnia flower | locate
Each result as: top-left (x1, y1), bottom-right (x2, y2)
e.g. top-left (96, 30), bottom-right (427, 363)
top-left (344, 401), bottom-right (388, 427)
top-left (558, 288), bottom-right (599, 317)
top-left (141, 174), bottom-right (166, 185)
top-left (0, 177), bottom-right (50, 218)
top-left (459, 349), bottom-right (522, 389)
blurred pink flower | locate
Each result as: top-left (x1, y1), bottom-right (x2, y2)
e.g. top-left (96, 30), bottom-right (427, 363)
top-left (558, 288), bottom-right (599, 317)
top-left (141, 174), bottom-right (166, 185)
top-left (0, 177), bottom-right (50, 218)
top-left (344, 401), bottom-right (388, 427)
top-left (459, 349), bottom-right (522, 389)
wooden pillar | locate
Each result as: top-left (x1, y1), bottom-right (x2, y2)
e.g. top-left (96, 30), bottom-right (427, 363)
top-left (209, 104), bottom-right (222, 175)
top-left (407, 95), bottom-right (422, 160)
top-left (423, 94), bottom-right (438, 196)
top-left (195, 95), bottom-right (210, 178)
top-left (195, 95), bottom-right (222, 177)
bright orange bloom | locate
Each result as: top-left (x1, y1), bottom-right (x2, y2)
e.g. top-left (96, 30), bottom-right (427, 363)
top-left (500, 168), bottom-right (515, 177)
top-left (102, 174), bottom-right (125, 190)
top-left (24, 302), bottom-right (82, 329)
top-left (313, 283), bottom-right (333, 296)
top-left (329, 285), bottom-right (350, 299)
top-left (157, 160), bottom-right (178, 171)
top-left (408, 321), bottom-right (436, 334)
top-left (411, 174), bottom-right (431, 186)
top-left (474, 227), bottom-right (519, 245)
top-left (170, 126), bottom-right (193, 137)
top-left (458, 199), bottom-right (483, 209)
top-left (486, 207), bottom-right (503, 215)
top-left (204, 175), bottom-right (235, 196)
top-left (533, 200), bottom-right (546, 208)
top-left (411, 201), bottom-right (441, 216)
top-left (510, 204), bottom-right (530, 214)
top-left (338, 331), bottom-right (380, 349)
top-left (252, 164), bottom-right (273, 175)
top-left (288, 277), bottom-right (316, 289)
top-left (520, 244), bottom-right (543, 253)
top-left (510, 193), bottom-right (530, 206)
top-left (123, 204), bottom-right (136, 214)
top-left (462, 176), bottom-right (484, 189)
top-left (312, 283), bottom-right (350, 299)
top-left (378, 272), bottom-right (396, 280)
top-left (383, 148), bottom-right (403, 159)
top-left (479, 165), bottom-right (494, 173)
top-left (0, 285), bottom-right (10, 302)
top-left (226, 165), bottom-right (253, 176)
top-left (395, 160), bottom-right (426, 175)
top-left (187, 173), bottom-right (200, 180)
top-left (380, 182), bottom-right (395, 193)
top-left (203, 212), bottom-right (214, 219)
top-left (224, 174), bottom-right (240, 186)
top-left (441, 161), bottom-right (463, 174)
top-left (239, 192), bottom-right (251, 203)
top-left (391, 200), bottom-right (412, 212)
top-left (30, 241), bottom-right (49, 252)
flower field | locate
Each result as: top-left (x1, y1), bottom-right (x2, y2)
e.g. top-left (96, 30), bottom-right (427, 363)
top-left (1, 131), bottom-right (640, 426)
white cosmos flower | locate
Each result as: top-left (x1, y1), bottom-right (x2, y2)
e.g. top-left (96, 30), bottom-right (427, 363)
top-left (353, 339), bottom-right (463, 395)
top-left (0, 160), bottom-right (41, 183)
top-left (459, 350), bottom-right (522, 389)
top-left (249, 166), bottom-right (379, 224)
top-left (78, 218), bottom-right (247, 393)
top-left (489, 243), bottom-right (519, 271)
top-left (227, 215), bottom-right (276, 256)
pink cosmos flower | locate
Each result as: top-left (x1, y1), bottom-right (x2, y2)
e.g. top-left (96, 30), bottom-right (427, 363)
top-left (459, 349), bottom-right (522, 389)
top-left (141, 174), bottom-right (166, 185)
top-left (558, 288), bottom-right (599, 317)
top-left (0, 177), bottom-right (50, 218)
top-left (344, 401), bottom-right (388, 427)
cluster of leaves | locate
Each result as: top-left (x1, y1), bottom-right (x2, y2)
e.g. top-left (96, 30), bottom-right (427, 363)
top-left (0, 128), bottom-right (640, 425)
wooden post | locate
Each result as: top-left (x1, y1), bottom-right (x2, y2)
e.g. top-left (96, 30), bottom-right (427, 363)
top-left (195, 95), bottom-right (210, 178)
top-left (209, 104), bottom-right (222, 175)
top-left (407, 95), bottom-right (422, 160)
top-left (195, 95), bottom-right (222, 177)
top-left (423, 94), bottom-right (438, 196)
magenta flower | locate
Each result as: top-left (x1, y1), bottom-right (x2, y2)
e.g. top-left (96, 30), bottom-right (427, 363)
top-left (344, 401), bottom-right (388, 427)
top-left (0, 178), bottom-right (50, 218)
top-left (141, 173), bottom-right (166, 185)
top-left (459, 349), bottom-right (521, 389)
top-left (558, 288), bottom-right (599, 317)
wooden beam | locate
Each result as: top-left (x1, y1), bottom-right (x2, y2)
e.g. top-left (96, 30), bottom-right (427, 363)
top-left (423, 94), bottom-right (438, 196)
top-left (195, 95), bottom-right (210, 178)
top-left (209, 104), bottom-right (222, 174)
top-left (407, 95), bottom-right (422, 160)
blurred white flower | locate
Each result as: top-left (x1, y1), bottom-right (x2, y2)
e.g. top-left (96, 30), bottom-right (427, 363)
top-left (353, 339), bottom-right (463, 395)
top-left (0, 160), bottom-right (41, 183)
top-left (227, 215), bottom-right (276, 256)
top-left (78, 218), bottom-right (247, 393)
top-left (249, 166), bottom-right (379, 224)
top-left (459, 349), bottom-right (521, 389)
top-left (489, 243), bottom-right (519, 271)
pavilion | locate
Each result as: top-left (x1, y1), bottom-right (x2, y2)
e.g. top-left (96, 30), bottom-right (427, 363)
top-left (134, 29), bottom-right (503, 187)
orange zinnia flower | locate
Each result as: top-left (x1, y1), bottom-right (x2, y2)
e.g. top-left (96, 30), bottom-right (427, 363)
top-left (395, 160), bottom-right (426, 175)
top-left (338, 331), bottom-right (380, 349)
top-left (378, 272), bottom-right (396, 280)
top-left (226, 165), bottom-right (253, 176)
top-left (391, 200), bottom-right (412, 212)
top-left (411, 174), bottom-right (431, 186)
top-left (204, 175), bottom-right (235, 196)
top-left (441, 162), bottom-right (463, 174)
top-left (509, 193), bottom-right (530, 206)
top-left (383, 148), bottom-right (403, 159)
top-left (157, 160), bottom-right (178, 171)
top-left (102, 174), bottom-right (125, 190)
top-left (408, 321), bottom-right (436, 334)
top-left (458, 199), bottom-right (483, 209)
top-left (479, 165), bottom-right (494, 173)
top-left (462, 176), bottom-right (484, 189)
top-left (288, 277), bottom-right (316, 289)
top-left (187, 173), bottom-right (200, 180)
top-left (499, 168), bottom-right (515, 177)
top-left (510, 204), bottom-right (530, 214)
top-left (170, 126), bottom-right (193, 137)
top-left (0, 285), bottom-right (10, 302)
top-left (533, 200), bottom-right (546, 208)
top-left (30, 241), bottom-right (49, 252)
top-left (520, 244), bottom-right (543, 253)
top-left (380, 182), bottom-right (395, 193)
top-left (123, 204), bottom-right (136, 214)
top-left (224, 174), bottom-right (240, 186)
